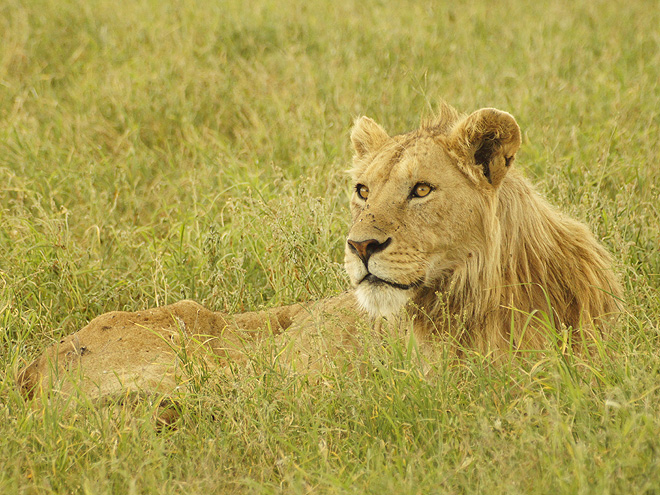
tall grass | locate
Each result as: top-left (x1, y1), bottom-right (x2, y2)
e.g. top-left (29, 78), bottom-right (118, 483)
top-left (1, 0), bottom-right (659, 492)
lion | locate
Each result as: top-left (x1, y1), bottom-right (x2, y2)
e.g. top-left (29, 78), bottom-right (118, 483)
top-left (18, 102), bottom-right (623, 406)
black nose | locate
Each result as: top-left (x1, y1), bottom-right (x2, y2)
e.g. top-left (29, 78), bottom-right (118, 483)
top-left (347, 238), bottom-right (391, 265)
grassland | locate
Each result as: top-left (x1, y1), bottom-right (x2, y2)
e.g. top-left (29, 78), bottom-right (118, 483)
top-left (1, 0), bottom-right (659, 492)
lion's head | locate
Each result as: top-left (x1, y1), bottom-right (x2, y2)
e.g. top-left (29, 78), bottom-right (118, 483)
top-left (344, 105), bottom-right (522, 318)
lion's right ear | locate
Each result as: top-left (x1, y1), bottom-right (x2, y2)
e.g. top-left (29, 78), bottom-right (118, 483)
top-left (351, 116), bottom-right (389, 159)
top-left (447, 108), bottom-right (521, 188)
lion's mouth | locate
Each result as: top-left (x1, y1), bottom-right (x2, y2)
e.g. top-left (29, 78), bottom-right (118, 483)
top-left (360, 273), bottom-right (422, 291)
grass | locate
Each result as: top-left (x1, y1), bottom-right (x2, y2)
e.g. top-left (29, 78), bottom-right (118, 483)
top-left (1, 0), bottom-right (659, 492)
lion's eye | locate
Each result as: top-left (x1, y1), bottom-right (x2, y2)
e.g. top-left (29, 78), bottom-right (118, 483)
top-left (411, 183), bottom-right (432, 198)
top-left (356, 184), bottom-right (369, 200)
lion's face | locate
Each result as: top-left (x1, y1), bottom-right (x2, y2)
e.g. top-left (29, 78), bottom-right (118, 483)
top-left (344, 107), bottom-right (521, 317)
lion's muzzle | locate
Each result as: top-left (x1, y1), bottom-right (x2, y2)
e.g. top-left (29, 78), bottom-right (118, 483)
top-left (346, 237), bottom-right (392, 266)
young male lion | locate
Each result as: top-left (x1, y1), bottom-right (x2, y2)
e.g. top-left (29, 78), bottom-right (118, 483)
top-left (19, 103), bottom-right (622, 402)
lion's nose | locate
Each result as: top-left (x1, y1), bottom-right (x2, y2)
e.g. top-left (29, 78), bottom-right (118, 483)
top-left (347, 238), bottom-right (392, 265)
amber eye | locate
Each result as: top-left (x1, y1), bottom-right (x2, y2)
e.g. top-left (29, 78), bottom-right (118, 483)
top-left (411, 183), bottom-right (432, 198)
top-left (356, 184), bottom-right (369, 200)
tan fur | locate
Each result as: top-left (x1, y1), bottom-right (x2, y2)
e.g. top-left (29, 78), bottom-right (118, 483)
top-left (346, 103), bottom-right (622, 353)
top-left (18, 102), bottom-right (622, 406)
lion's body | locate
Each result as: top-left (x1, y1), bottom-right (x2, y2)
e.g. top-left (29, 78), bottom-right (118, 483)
top-left (18, 295), bottom-right (360, 401)
top-left (19, 102), bottom-right (622, 405)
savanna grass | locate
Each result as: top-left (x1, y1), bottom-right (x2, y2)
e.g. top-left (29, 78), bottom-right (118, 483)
top-left (1, 0), bottom-right (659, 492)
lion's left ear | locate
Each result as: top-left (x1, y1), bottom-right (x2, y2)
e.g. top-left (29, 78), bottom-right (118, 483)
top-left (447, 108), bottom-right (521, 187)
top-left (351, 116), bottom-right (389, 159)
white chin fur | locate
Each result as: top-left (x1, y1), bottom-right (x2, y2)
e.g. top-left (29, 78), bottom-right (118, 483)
top-left (355, 284), bottom-right (410, 318)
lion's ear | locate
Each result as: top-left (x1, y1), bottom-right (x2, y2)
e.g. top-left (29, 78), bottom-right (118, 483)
top-left (351, 116), bottom-right (389, 159)
top-left (448, 108), bottom-right (521, 187)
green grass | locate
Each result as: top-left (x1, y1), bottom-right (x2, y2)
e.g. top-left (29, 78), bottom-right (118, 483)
top-left (1, 0), bottom-right (659, 492)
